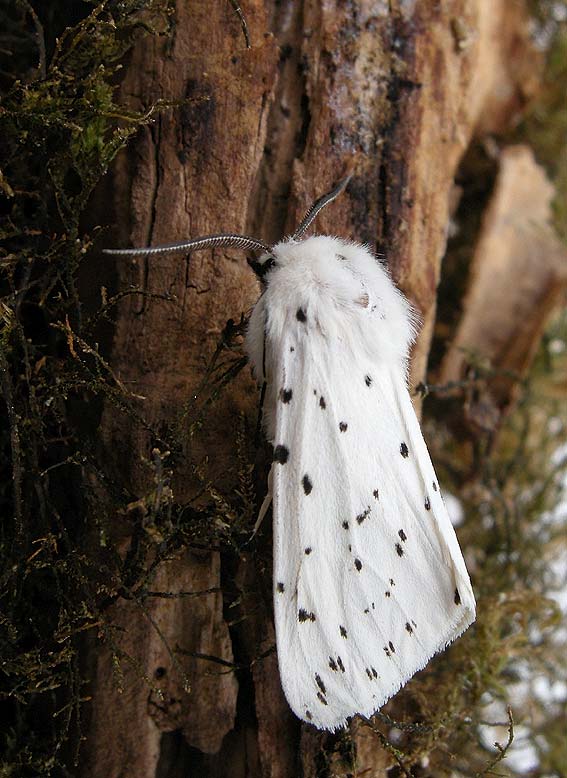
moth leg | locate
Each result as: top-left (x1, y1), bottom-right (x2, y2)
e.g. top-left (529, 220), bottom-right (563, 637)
top-left (252, 464), bottom-right (273, 536)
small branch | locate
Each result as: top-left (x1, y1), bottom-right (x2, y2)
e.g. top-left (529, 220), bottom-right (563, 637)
top-left (142, 587), bottom-right (223, 599)
top-left (18, 0), bottom-right (46, 78)
top-left (414, 365), bottom-right (522, 398)
top-left (134, 596), bottom-right (191, 693)
top-left (84, 286), bottom-right (174, 335)
top-left (360, 717), bottom-right (413, 778)
top-left (176, 644), bottom-right (275, 673)
top-left (177, 650), bottom-right (238, 669)
top-left (475, 706), bottom-right (514, 777)
top-left (373, 710), bottom-right (433, 734)
top-left (0, 351), bottom-right (24, 543)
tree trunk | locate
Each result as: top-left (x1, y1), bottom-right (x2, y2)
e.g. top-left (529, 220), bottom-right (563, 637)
top-left (82, 2), bottom-right (562, 776)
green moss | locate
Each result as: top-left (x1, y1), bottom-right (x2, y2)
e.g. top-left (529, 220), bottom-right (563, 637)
top-left (0, 1), bottom-right (258, 765)
top-left (0, 2), bottom-right (201, 774)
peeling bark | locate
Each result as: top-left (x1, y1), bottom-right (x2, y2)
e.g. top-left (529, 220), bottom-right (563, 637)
top-left (85, 552), bottom-right (237, 778)
top-left (84, 1), bottom-right (553, 776)
top-left (375, 1), bottom-right (542, 388)
top-left (441, 145), bottom-right (567, 420)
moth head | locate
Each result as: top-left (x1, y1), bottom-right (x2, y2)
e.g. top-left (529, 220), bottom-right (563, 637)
top-left (247, 253), bottom-right (277, 281)
top-left (101, 176), bottom-right (352, 278)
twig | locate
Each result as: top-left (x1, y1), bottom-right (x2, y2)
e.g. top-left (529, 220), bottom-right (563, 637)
top-left (176, 644), bottom-right (275, 673)
top-left (84, 286), bottom-right (174, 335)
top-left (360, 717), bottom-right (413, 778)
top-left (18, 0), bottom-right (46, 78)
top-left (475, 706), bottom-right (514, 777)
top-left (0, 351), bottom-right (24, 543)
top-left (373, 710), bottom-right (433, 734)
top-left (177, 650), bottom-right (238, 669)
top-left (142, 587), bottom-right (223, 599)
top-left (134, 596), bottom-right (191, 693)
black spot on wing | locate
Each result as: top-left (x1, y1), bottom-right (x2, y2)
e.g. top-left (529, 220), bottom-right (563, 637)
top-left (356, 506), bottom-right (371, 524)
top-left (389, 641), bottom-right (395, 653)
top-left (398, 529), bottom-right (407, 542)
top-left (365, 374), bottom-right (373, 387)
top-left (328, 657), bottom-right (338, 672)
top-left (400, 442), bottom-right (409, 458)
top-left (395, 543), bottom-right (404, 557)
top-left (298, 609), bottom-right (316, 622)
top-left (339, 625), bottom-right (348, 639)
top-left (296, 307), bottom-right (307, 322)
top-left (304, 547), bottom-right (312, 555)
top-left (315, 674), bottom-right (326, 694)
top-left (342, 520), bottom-right (349, 530)
top-left (354, 558), bottom-right (362, 571)
top-left (290, 346), bottom-right (295, 352)
top-left (454, 588), bottom-right (462, 605)
top-left (432, 481), bottom-right (438, 491)
top-left (385, 590), bottom-right (391, 598)
top-left (319, 396), bottom-right (326, 409)
top-left (273, 445), bottom-right (289, 464)
top-left (305, 709), bottom-right (313, 720)
top-left (337, 656), bottom-right (345, 672)
top-left (317, 692), bottom-right (328, 705)
top-left (373, 489), bottom-right (379, 500)
top-left (277, 582), bottom-right (285, 593)
top-left (405, 622), bottom-right (413, 634)
top-left (339, 421), bottom-right (348, 432)
top-left (281, 388), bottom-right (293, 403)
top-left (302, 474), bottom-right (313, 495)
top-left (425, 495), bottom-right (431, 511)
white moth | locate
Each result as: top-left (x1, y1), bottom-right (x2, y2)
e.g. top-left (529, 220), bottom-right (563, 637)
top-left (104, 177), bottom-right (476, 731)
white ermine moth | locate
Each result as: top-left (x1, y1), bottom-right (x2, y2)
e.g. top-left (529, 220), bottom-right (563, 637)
top-left (104, 176), bottom-right (476, 731)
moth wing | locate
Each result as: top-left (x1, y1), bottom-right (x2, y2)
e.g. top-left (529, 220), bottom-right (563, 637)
top-left (270, 323), bottom-right (475, 731)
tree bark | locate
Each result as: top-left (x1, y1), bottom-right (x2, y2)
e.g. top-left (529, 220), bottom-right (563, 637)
top-left (83, 2), bottom-right (557, 776)
top-left (440, 145), bottom-right (567, 421)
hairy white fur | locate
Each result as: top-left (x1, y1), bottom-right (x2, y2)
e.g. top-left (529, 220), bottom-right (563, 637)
top-left (246, 235), bottom-right (476, 731)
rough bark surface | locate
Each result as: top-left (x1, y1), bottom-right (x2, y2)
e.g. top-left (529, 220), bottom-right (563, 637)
top-left (84, 1), bottom-right (555, 776)
top-left (84, 3), bottom-right (278, 776)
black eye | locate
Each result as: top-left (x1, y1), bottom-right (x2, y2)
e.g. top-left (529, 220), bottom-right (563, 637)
top-left (248, 255), bottom-right (276, 279)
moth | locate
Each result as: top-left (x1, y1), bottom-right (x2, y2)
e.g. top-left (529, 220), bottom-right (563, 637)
top-left (104, 177), bottom-right (476, 730)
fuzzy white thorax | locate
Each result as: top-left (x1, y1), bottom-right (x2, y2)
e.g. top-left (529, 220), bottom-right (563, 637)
top-left (247, 236), bottom-right (417, 442)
